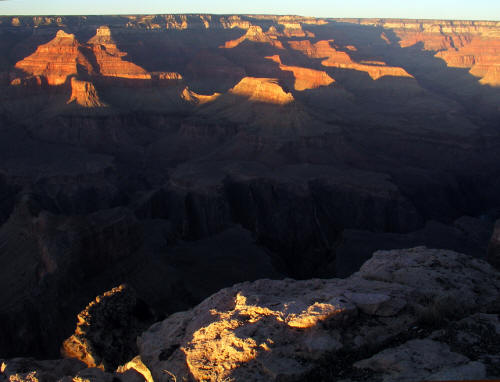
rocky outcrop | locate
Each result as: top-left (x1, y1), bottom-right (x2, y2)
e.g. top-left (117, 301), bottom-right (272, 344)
top-left (229, 77), bottom-right (294, 104)
top-left (1, 247), bottom-right (498, 382)
top-left (14, 26), bottom-right (151, 87)
top-left (0, 358), bottom-right (87, 382)
top-left (0, 357), bottom-right (147, 382)
top-left (278, 22), bottom-right (306, 38)
top-left (67, 78), bottom-right (106, 108)
top-left (266, 55), bottom-right (335, 91)
top-left (0, 198), bottom-right (145, 359)
top-left (62, 285), bottom-right (155, 371)
top-left (222, 25), bottom-right (285, 49)
top-left (181, 87), bottom-right (220, 105)
top-left (289, 39), bottom-right (413, 80)
top-left (88, 26), bottom-right (151, 80)
top-left (138, 247), bottom-right (500, 381)
top-left (14, 30), bottom-right (93, 85)
top-left (152, 72), bottom-right (183, 81)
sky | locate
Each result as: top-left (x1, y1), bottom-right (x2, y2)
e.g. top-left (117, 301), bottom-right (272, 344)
top-left (0, 0), bottom-right (499, 20)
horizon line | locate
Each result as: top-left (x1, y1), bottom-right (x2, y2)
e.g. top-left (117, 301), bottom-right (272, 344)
top-left (0, 13), bottom-right (499, 22)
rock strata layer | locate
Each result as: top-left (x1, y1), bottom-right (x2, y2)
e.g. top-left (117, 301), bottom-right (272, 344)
top-left (67, 78), bottom-right (106, 107)
top-left (15, 30), bottom-right (93, 85)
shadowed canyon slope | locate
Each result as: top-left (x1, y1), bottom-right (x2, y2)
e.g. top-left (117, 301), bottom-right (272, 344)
top-left (0, 14), bottom-right (500, 360)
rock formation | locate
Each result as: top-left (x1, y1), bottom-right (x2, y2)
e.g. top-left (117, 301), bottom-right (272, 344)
top-left (67, 78), bottom-right (106, 107)
top-left (14, 26), bottom-right (152, 90)
top-left (87, 26), bottom-right (151, 80)
top-left (222, 25), bottom-right (285, 49)
top-left (152, 72), bottom-right (183, 81)
top-left (435, 38), bottom-right (500, 86)
top-left (266, 55), bottom-right (335, 91)
top-left (278, 21), bottom-right (306, 37)
top-left (0, 357), bottom-right (147, 382)
top-left (181, 87), bottom-right (220, 105)
top-left (228, 77), bottom-right (294, 104)
top-left (354, 19), bottom-right (500, 86)
top-left (138, 247), bottom-right (500, 381)
top-left (289, 39), bottom-right (413, 80)
top-left (14, 30), bottom-right (93, 85)
top-left (1, 247), bottom-right (498, 382)
top-left (62, 284), bottom-right (155, 371)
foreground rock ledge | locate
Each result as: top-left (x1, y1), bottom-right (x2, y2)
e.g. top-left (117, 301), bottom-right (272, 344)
top-left (138, 247), bottom-right (500, 382)
top-left (1, 247), bottom-right (499, 382)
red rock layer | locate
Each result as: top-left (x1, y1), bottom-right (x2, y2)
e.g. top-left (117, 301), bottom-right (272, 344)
top-left (67, 77), bottom-right (106, 107)
top-left (15, 30), bottom-right (93, 85)
top-left (15, 27), bottom-right (154, 87)
top-left (88, 26), bottom-right (151, 80)
top-left (152, 72), bottom-right (183, 81)
top-left (279, 22), bottom-right (306, 37)
top-left (222, 25), bottom-right (284, 49)
top-left (435, 38), bottom-right (500, 86)
top-left (181, 87), bottom-right (220, 105)
top-left (266, 55), bottom-right (335, 91)
top-left (289, 40), bottom-right (413, 80)
top-left (229, 77), bottom-right (294, 104)
top-left (352, 20), bottom-right (500, 86)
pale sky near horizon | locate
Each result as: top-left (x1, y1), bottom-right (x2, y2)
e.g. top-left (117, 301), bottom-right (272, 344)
top-left (0, 0), bottom-right (498, 20)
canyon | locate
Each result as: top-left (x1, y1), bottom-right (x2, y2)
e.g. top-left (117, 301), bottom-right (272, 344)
top-left (0, 13), bottom-right (499, 380)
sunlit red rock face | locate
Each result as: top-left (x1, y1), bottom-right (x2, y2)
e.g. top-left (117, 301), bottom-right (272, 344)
top-left (14, 26), bottom-right (151, 89)
top-left (181, 87), bottom-right (221, 105)
top-left (229, 77), bottom-right (294, 104)
top-left (266, 55), bottom-right (334, 91)
top-left (353, 19), bottom-right (500, 86)
top-left (222, 25), bottom-right (285, 49)
top-left (436, 39), bottom-right (500, 86)
top-left (15, 30), bottom-right (93, 85)
top-left (67, 78), bottom-right (106, 107)
top-left (288, 39), bottom-right (413, 80)
top-left (88, 26), bottom-right (151, 80)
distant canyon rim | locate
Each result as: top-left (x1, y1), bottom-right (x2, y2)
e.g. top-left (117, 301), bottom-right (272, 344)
top-left (0, 14), bottom-right (499, 363)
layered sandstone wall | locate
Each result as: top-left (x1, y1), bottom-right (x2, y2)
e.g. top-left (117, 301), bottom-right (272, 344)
top-left (343, 19), bottom-right (500, 86)
top-left (15, 30), bottom-right (93, 85)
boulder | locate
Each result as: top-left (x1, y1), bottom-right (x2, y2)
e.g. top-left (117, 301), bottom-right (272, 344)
top-left (62, 285), bottom-right (155, 371)
top-left (137, 247), bottom-right (500, 381)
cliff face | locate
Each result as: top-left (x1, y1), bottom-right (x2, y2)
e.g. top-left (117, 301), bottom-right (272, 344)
top-left (67, 77), bottom-right (106, 107)
top-left (88, 26), bottom-right (151, 80)
top-left (351, 19), bottom-right (500, 86)
top-left (289, 39), bottom-right (413, 80)
top-left (14, 26), bottom-right (151, 89)
top-left (266, 55), bottom-right (335, 91)
top-left (14, 30), bottom-right (93, 85)
top-left (222, 25), bottom-right (285, 49)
